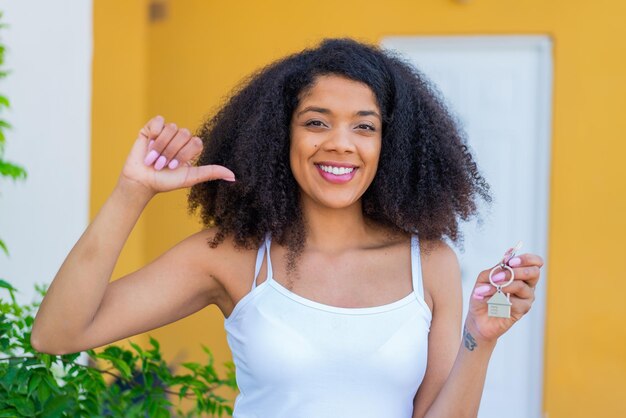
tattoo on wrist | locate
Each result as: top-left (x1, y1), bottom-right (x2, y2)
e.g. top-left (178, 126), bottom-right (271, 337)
top-left (463, 325), bottom-right (477, 351)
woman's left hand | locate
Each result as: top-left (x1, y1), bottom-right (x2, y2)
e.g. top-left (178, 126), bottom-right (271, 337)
top-left (465, 250), bottom-right (544, 343)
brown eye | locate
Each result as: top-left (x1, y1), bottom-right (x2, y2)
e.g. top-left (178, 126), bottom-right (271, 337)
top-left (357, 123), bottom-right (376, 131)
top-left (305, 120), bottom-right (327, 127)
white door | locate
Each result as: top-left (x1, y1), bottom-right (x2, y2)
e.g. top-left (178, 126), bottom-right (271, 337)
top-left (381, 36), bottom-right (552, 418)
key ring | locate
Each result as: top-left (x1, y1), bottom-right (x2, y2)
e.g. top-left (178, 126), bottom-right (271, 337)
top-left (489, 263), bottom-right (515, 288)
top-left (488, 240), bottom-right (523, 288)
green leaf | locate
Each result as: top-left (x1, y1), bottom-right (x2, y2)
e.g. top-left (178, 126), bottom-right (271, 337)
top-left (34, 374), bottom-right (50, 403)
top-left (95, 353), bottom-right (132, 379)
top-left (181, 362), bottom-right (199, 373)
top-left (60, 352), bottom-right (80, 363)
top-left (123, 401), bottom-right (144, 417)
top-left (154, 406), bottom-right (170, 418)
top-left (145, 370), bottom-right (153, 388)
top-left (0, 361), bottom-right (19, 389)
top-left (0, 241), bottom-right (8, 257)
top-left (42, 373), bottom-right (62, 395)
top-left (0, 160), bottom-right (27, 180)
top-left (85, 366), bottom-right (106, 389)
top-left (178, 385), bottom-right (189, 400)
top-left (81, 395), bottom-right (100, 416)
top-left (128, 339), bottom-right (144, 356)
top-left (147, 398), bottom-right (159, 417)
top-left (21, 357), bottom-right (40, 367)
top-left (33, 283), bottom-right (48, 299)
top-left (42, 394), bottom-right (73, 417)
top-left (14, 367), bottom-right (30, 395)
top-left (6, 396), bottom-right (35, 417)
top-left (0, 279), bottom-right (16, 292)
top-left (27, 373), bottom-right (42, 397)
top-left (0, 337), bottom-right (9, 351)
top-left (148, 335), bottom-right (160, 352)
top-left (101, 345), bottom-right (124, 357)
top-left (40, 353), bottom-right (53, 369)
top-left (0, 96), bottom-right (9, 108)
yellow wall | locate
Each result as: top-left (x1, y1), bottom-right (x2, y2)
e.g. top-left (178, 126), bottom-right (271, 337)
top-left (91, 0), bottom-right (149, 358)
top-left (91, 0), bottom-right (148, 280)
top-left (93, 0), bottom-right (626, 416)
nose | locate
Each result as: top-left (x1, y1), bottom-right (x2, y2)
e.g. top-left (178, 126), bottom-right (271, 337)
top-left (322, 126), bottom-right (355, 154)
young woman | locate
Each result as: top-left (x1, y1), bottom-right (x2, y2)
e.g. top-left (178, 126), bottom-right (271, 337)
top-left (31, 38), bottom-right (543, 417)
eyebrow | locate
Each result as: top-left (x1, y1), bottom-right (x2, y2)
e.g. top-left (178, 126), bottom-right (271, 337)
top-left (296, 106), bottom-right (381, 120)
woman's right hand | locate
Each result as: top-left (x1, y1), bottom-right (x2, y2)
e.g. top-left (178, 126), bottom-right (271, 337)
top-left (119, 115), bottom-right (235, 196)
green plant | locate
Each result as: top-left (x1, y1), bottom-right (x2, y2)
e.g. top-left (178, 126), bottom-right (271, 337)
top-left (0, 11), bottom-right (27, 257)
top-left (0, 280), bottom-right (237, 417)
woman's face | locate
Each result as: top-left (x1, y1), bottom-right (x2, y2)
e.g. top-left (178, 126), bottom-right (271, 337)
top-left (289, 74), bottom-right (382, 210)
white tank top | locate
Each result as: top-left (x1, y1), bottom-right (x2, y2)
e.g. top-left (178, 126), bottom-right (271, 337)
top-left (224, 235), bottom-right (432, 418)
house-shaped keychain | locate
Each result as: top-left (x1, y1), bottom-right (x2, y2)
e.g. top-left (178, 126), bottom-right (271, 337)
top-left (487, 290), bottom-right (512, 318)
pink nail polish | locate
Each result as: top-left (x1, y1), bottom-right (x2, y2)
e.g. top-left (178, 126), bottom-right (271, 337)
top-left (493, 271), bottom-right (506, 282)
top-left (472, 294), bottom-right (484, 300)
top-left (474, 284), bottom-right (491, 296)
top-left (168, 159), bottom-right (179, 169)
top-left (154, 155), bottom-right (167, 170)
top-left (144, 150), bottom-right (159, 166)
top-left (508, 257), bottom-right (522, 267)
top-left (149, 140), bottom-right (155, 149)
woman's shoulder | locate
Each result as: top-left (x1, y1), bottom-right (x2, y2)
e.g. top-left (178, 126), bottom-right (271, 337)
top-left (186, 227), bottom-right (259, 269)
top-left (419, 238), bottom-right (458, 263)
top-left (419, 238), bottom-right (462, 309)
top-left (185, 228), bottom-right (261, 310)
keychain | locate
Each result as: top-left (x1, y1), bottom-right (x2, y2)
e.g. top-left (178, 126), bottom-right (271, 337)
top-left (487, 241), bottom-right (523, 318)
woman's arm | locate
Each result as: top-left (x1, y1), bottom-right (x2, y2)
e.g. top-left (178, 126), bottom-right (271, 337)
top-left (30, 177), bottom-right (151, 354)
top-left (30, 116), bottom-right (235, 354)
top-left (412, 242), bottom-right (464, 417)
top-left (413, 245), bottom-right (543, 418)
top-left (418, 318), bottom-right (497, 418)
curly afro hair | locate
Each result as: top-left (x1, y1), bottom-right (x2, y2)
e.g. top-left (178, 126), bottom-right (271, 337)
top-left (188, 38), bottom-right (491, 269)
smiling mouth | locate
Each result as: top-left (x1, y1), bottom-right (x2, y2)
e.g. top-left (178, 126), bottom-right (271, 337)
top-left (317, 164), bottom-right (356, 175)
top-left (314, 163), bottom-right (359, 184)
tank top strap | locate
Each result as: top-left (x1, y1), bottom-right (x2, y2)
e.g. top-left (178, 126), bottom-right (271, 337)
top-left (265, 234), bottom-right (274, 280)
top-left (410, 235), bottom-right (425, 301)
top-left (251, 234), bottom-right (273, 290)
top-left (251, 240), bottom-right (266, 290)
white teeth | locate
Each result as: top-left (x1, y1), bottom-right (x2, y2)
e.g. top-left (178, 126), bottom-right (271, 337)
top-left (318, 164), bottom-right (354, 175)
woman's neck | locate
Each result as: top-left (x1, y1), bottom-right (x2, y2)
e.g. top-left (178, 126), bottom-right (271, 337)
top-left (300, 196), bottom-right (377, 254)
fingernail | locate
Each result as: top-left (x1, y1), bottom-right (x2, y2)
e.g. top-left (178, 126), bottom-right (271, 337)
top-left (144, 150), bottom-right (159, 166)
top-left (224, 176), bottom-right (236, 182)
top-left (168, 159), bottom-right (179, 169)
top-left (474, 284), bottom-right (491, 296)
top-left (154, 155), bottom-right (167, 170)
top-left (508, 257), bottom-right (522, 267)
top-left (472, 294), bottom-right (484, 300)
top-left (148, 140), bottom-right (155, 149)
top-left (493, 271), bottom-right (506, 282)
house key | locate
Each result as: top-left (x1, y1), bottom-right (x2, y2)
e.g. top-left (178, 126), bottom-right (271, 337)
top-left (487, 241), bottom-right (523, 318)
